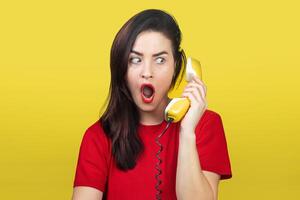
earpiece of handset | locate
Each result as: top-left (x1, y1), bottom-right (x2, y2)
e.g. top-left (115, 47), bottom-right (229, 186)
top-left (164, 57), bottom-right (202, 123)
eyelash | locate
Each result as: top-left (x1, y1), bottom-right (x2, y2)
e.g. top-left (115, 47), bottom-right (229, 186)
top-left (129, 57), bottom-right (166, 64)
top-left (129, 57), bottom-right (141, 64)
top-left (156, 57), bottom-right (165, 64)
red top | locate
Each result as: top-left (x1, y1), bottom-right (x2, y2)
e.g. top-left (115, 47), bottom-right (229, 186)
top-left (73, 109), bottom-right (232, 199)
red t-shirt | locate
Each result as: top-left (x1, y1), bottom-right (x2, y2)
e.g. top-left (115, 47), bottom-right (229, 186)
top-left (73, 109), bottom-right (232, 199)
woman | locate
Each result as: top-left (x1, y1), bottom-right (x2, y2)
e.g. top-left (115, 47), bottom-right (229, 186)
top-left (72, 9), bottom-right (232, 200)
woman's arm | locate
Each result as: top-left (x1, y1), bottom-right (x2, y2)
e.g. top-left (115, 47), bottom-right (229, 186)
top-left (176, 130), bottom-right (220, 200)
top-left (202, 170), bottom-right (221, 200)
top-left (72, 186), bottom-right (103, 200)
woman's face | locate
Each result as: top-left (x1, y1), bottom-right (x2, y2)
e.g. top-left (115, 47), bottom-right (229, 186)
top-left (126, 31), bottom-right (175, 114)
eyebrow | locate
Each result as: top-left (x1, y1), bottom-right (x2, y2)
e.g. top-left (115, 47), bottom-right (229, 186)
top-left (130, 50), bottom-right (168, 57)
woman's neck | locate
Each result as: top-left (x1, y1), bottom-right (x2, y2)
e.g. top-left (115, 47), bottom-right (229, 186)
top-left (139, 97), bottom-right (171, 125)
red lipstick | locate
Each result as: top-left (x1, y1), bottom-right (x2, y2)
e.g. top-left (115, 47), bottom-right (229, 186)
top-left (141, 83), bottom-right (155, 103)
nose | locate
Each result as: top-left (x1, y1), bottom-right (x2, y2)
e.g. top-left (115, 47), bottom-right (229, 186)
top-left (141, 73), bottom-right (153, 79)
top-left (140, 61), bottom-right (153, 79)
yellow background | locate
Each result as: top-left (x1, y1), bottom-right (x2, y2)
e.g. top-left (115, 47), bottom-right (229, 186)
top-left (1, 0), bottom-right (299, 199)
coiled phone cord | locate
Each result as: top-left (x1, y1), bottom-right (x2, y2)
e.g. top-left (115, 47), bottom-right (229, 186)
top-left (155, 119), bottom-right (173, 200)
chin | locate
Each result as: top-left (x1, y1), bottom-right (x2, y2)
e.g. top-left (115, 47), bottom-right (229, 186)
top-left (136, 103), bottom-right (157, 112)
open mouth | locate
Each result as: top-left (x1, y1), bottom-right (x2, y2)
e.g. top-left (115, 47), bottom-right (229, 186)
top-left (141, 83), bottom-right (155, 103)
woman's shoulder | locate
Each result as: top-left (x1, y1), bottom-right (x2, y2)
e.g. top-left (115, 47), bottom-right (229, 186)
top-left (82, 119), bottom-right (110, 145)
top-left (195, 108), bottom-right (224, 133)
top-left (85, 119), bottom-right (103, 133)
top-left (195, 108), bottom-right (227, 146)
top-left (199, 109), bottom-right (222, 125)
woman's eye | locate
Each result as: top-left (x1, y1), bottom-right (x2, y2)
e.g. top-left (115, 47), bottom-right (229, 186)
top-left (129, 57), bottom-right (141, 64)
top-left (156, 57), bottom-right (165, 64)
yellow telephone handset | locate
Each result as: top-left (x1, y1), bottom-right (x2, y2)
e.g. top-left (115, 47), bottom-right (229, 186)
top-left (165, 57), bottom-right (202, 122)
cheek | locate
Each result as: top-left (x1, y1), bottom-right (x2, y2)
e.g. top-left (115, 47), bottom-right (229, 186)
top-left (165, 66), bottom-right (175, 81)
top-left (126, 71), bottom-right (138, 92)
top-left (157, 71), bottom-right (174, 90)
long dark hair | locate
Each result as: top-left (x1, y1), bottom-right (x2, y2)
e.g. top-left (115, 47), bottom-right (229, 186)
top-left (100, 9), bottom-right (187, 171)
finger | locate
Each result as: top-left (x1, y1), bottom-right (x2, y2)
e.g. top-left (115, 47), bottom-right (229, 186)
top-left (185, 83), bottom-right (206, 98)
top-left (182, 91), bottom-right (197, 105)
top-left (182, 91), bottom-right (208, 110)
top-left (183, 87), bottom-right (203, 102)
top-left (192, 75), bottom-right (203, 84)
top-left (185, 82), bottom-right (206, 98)
top-left (192, 76), bottom-right (207, 94)
top-left (183, 88), bottom-right (201, 102)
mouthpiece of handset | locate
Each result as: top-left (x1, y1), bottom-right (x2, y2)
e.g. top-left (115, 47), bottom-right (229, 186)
top-left (164, 98), bottom-right (190, 123)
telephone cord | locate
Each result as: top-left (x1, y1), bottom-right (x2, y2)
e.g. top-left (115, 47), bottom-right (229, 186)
top-left (155, 119), bottom-right (173, 200)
